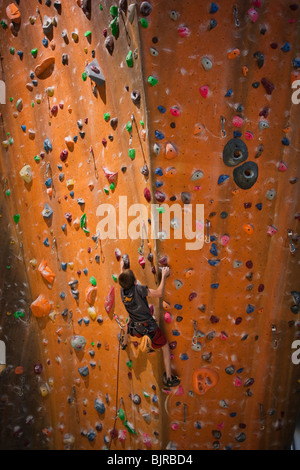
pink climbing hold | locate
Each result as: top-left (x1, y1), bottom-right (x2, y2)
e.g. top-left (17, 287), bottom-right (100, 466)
top-left (178, 26), bottom-right (190, 37)
top-left (143, 433), bottom-right (152, 448)
top-left (267, 225), bottom-right (278, 236)
top-left (232, 116), bottom-right (244, 127)
top-left (199, 85), bottom-right (209, 98)
top-left (138, 255), bottom-right (145, 267)
top-left (164, 311), bottom-right (172, 323)
top-left (234, 377), bottom-right (242, 387)
top-left (105, 286), bottom-right (115, 313)
top-left (171, 423), bottom-right (179, 430)
top-left (102, 167), bottom-right (118, 184)
top-left (175, 385), bottom-right (184, 396)
top-left (245, 131), bottom-right (253, 140)
top-left (248, 8), bottom-right (258, 22)
top-left (221, 234), bottom-right (230, 246)
top-left (278, 162), bottom-right (288, 171)
top-left (170, 106), bottom-right (181, 117)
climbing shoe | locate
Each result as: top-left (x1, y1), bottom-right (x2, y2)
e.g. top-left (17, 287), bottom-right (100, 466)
top-left (163, 373), bottom-right (180, 388)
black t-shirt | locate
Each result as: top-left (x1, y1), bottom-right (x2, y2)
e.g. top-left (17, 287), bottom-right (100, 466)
top-left (120, 284), bottom-right (152, 322)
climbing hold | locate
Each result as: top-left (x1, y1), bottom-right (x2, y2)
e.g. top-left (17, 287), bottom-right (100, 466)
top-left (227, 48), bottom-right (240, 59)
top-left (232, 116), bottom-right (244, 127)
top-left (243, 224), bottom-right (254, 235)
top-left (105, 35), bottom-right (114, 55)
top-left (199, 85), bottom-right (209, 98)
top-left (233, 161), bottom-right (258, 189)
top-left (247, 8), bottom-right (258, 22)
top-left (254, 51), bottom-right (264, 68)
top-left (192, 368), bottom-right (219, 395)
top-left (148, 76), bottom-right (158, 86)
top-left (261, 77), bottom-right (275, 94)
top-left (31, 294), bottom-right (51, 318)
top-left (71, 335), bottom-right (86, 351)
top-left (140, 1), bottom-right (152, 16)
top-left (126, 50), bottom-right (133, 67)
top-left (42, 203), bottom-right (53, 219)
top-left (223, 138), bottom-right (248, 167)
top-left (178, 26), bottom-right (190, 38)
top-left (38, 259), bottom-right (55, 284)
top-left (6, 3), bottom-right (21, 23)
top-left (85, 59), bottom-right (105, 86)
top-left (19, 164), bottom-right (32, 184)
top-left (105, 286), bottom-right (115, 314)
top-left (165, 142), bottom-right (178, 159)
top-left (218, 175), bottom-right (229, 185)
top-left (201, 57), bottom-right (213, 71)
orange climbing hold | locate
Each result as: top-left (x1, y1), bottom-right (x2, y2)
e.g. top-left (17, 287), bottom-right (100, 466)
top-left (193, 123), bottom-right (205, 135)
top-left (85, 285), bottom-right (97, 305)
top-left (31, 294), bottom-right (51, 318)
top-left (227, 48), bottom-right (240, 59)
top-left (242, 223), bottom-right (254, 235)
top-left (192, 368), bottom-right (219, 395)
top-left (165, 143), bottom-right (178, 159)
top-left (34, 57), bottom-right (55, 79)
top-left (38, 259), bottom-right (56, 285)
top-left (6, 3), bottom-right (21, 23)
top-left (165, 167), bottom-right (176, 177)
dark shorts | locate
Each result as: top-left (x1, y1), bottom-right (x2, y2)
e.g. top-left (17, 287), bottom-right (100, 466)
top-left (128, 320), bottom-right (167, 350)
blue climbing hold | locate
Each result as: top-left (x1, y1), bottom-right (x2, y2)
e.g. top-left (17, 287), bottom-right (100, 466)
top-left (60, 292), bottom-right (65, 299)
top-left (208, 259), bottom-right (220, 266)
top-left (292, 58), bottom-right (300, 68)
top-left (87, 429), bottom-right (96, 442)
top-left (211, 283), bottom-right (219, 289)
top-left (281, 42), bottom-right (291, 52)
top-left (42, 38), bottom-right (48, 47)
top-left (21, 125), bottom-right (26, 132)
top-left (282, 137), bottom-right (290, 146)
top-left (174, 304), bottom-right (183, 310)
top-left (155, 130), bottom-right (165, 140)
top-left (246, 304), bottom-right (255, 314)
top-left (233, 131), bottom-right (242, 138)
top-left (61, 262), bottom-right (67, 271)
top-left (94, 398), bottom-right (105, 414)
top-left (210, 2), bottom-right (219, 13)
top-left (78, 366), bottom-right (89, 377)
top-left (157, 105), bottom-right (166, 113)
top-left (155, 181), bottom-right (163, 188)
top-left (45, 178), bottom-right (52, 188)
top-left (210, 243), bottom-right (218, 256)
top-left (44, 138), bottom-right (52, 153)
top-left (155, 167), bottom-right (163, 176)
top-left (225, 89), bottom-right (233, 97)
top-left (256, 203), bottom-right (262, 210)
top-left (43, 238), bottom-right (49, 247)
top-left (83, 268), bottom-right (88, 275)
top-left (218, 174), bottom-right (229, 185)
top-left (17, 50), bottom-right (23, 59)
top-left (180, 353), bottom-right (189, 360)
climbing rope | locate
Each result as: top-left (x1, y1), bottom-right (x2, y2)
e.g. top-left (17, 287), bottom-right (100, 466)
top-left (108, 332), bottom-right (122, 450)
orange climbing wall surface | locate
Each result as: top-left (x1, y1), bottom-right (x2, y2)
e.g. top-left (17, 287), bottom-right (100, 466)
top-left (0, 0), bottom-right (300, 452)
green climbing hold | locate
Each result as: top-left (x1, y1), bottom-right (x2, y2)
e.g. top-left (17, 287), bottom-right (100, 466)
top-left (5, 189), bottom-right (11, 196)
top-left (13, 214), bottom-right (20, 224)
top-left (84, 30), bottom-right (92, 37)
top-left (110, 182), bottom-right (115, 190)
top-left (140, 18), bottom-right (148, 28)
top-left (112, 274), bottom-right (117, 282)
top-left (90, 276), bottom-right (97, 286)
top-left (14, 311), bottom-right (25, 319)
top-left (10, 47), bottom-right (15, 55)
top-left (126, 360), bottom-right (133, 369)
top-left (110, 17), bottom-right (119, 38)
top-left (110, 6), bottom-right (118, 17)
top-left (1, 20), bottom-right (8, 29)
top-left (126, 121), bottom-right (132, 132)
top-left (123, 420), bottom-right (137, 435)
top-left (118, 408), bottom-right (125, 421)
top-left (104, 186), bottom-right (109, 195)
top-left (148, 76), bottom-right (158, 86)
top-left (34, 155), bottom-right (40, 162)
top-left (104, 112), bottom-right (110, 122)
top-left (82, 72), bottom-right (88, 81)
top-left (31, 48), bottom-right (38, 57)
top-left (126, 50), bottom-right (133, 67)
top-left (128, 148), bottom-right (135, 160)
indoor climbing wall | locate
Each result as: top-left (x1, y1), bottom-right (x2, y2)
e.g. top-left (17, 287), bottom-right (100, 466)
top-left (0, 0), bottom-right (300, 452)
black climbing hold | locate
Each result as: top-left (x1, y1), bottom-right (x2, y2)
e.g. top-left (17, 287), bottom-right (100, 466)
top-left (291, 291), bottom-right (300, 305)
top-left (223, 138), bottom-right (248, 167)
top-left (181, 192), bottom-right (191, 204)
top-left (140, 1), bottom-right (152, 16)
top-left (254, 51), bottom-right (264, 68)
top-left (233, 161), bottom-right (258, 190)
top-left (131, 90), bottom-right (141, 105)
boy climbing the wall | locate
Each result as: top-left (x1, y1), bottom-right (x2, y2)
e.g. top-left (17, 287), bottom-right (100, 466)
top-left (118, 262), bottom-right (180, 388)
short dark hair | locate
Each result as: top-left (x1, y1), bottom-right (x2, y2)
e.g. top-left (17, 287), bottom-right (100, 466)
top-left (118, 269), bottom-right (136, 289)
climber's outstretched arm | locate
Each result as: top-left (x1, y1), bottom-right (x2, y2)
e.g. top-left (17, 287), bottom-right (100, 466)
top-left (148, 267), bottom-right (170, 298)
